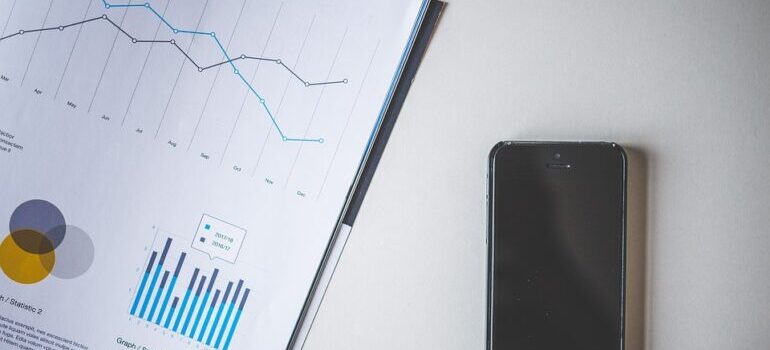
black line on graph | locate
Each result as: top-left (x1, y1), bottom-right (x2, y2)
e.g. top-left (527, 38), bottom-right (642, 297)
top-left (0, 12), bottom-right (347, 87)
top-left (171, 41), bottom-right (200, 68)
top-left (103, 15), bottom-right (135, 41)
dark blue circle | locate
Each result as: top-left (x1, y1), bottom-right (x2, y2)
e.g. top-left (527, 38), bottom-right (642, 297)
top-left (9, 200), bottom-right (66, 253)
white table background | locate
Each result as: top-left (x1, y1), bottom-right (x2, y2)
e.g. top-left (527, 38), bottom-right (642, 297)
top-left (304, 1), bottom-right (770, 349)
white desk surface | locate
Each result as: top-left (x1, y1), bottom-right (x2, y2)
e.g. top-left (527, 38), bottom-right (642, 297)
top-left (304, 1), bottom-right (770, 349)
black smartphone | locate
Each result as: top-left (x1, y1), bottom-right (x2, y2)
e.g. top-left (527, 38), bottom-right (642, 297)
top-left (487, 142), bottom-right (627, 350)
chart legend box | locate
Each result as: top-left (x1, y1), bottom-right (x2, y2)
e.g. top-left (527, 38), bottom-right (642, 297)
top-left (192, 215), bottom-right (246, 263)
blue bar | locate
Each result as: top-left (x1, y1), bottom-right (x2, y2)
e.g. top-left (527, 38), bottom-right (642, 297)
top-left (156, 275), bottom-right (176, 324)
top-left (198, 289), bottom-right (221, 342)
top-left (147, 270), bottom-right (170, 321)
top-left (130, 251), bottom-right (157, 315)
top-left (206, 281), bottom-right (233, 346)
top-left (215, 280), bottom-right (243, 348)
top-left (173, 268), bottom-right (200, 332)
top-left (182, 275), bottom-right (207, 336)
top-left (139, 238), bottom-right (172, 318)
top-left (165, 297), bottom-right (180, 328)
top-left (190, 269), bottom-right (218, 339)
top-left (156, 253), bottom-right (186, 325)
top-left (223, 288), bottom-right (250, 350)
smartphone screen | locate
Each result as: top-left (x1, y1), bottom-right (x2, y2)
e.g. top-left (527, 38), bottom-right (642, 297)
top-left (488, 142), bottom-right (626, 350)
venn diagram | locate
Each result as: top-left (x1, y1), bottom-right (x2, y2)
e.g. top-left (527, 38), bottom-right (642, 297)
top-left (0, 200), bottom-right (95, 284)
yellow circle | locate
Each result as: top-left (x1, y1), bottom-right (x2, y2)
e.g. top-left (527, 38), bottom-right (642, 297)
top-left (0, 232), bottom-right (55, 284)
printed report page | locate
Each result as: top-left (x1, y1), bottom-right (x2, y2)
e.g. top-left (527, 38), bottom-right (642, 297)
top-left (0, 0), bottom-right (427, 349)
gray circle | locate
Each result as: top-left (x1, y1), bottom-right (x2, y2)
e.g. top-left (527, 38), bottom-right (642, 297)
top-left (50, 225), bottom-right (94, 280)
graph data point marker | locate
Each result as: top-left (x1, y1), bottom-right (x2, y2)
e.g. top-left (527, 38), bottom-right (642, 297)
top-left (18, 30), bottom-right (24, 35)
top-left (170, 39), bottom-right (175, 44)
top-left (105, 4), bottom-right (110, 9)
top-left (58, 26), bottom-right (64, 31)
top-left (144, 3), bottom-right (150, 7)
top-left (304, 82), bottom-right (310, 87)
top-left (319, 138), bottom-right (325, 144)
top-left (343, 79), bottom-right (349, 84)
top-left (234, 69), bottom-right (239, 74)
top-left (173, 29), bottom-right (178, 34)
top-left (240, 54), bottom-right (245, 59)
top-left (210, 32), bottom-right (216, 37)
top-left (198, 67), bottom-right (203, 72)
top-left (102, 15), bottom-right (107, 19)
top-left (282, 136), bottom-right (288, 141)
top-left (132, 38), bottom-right (137, 43)
top-left (259, 99), bottom-right (265, 104)
top-left (276, 59), bottom-right (282, 64)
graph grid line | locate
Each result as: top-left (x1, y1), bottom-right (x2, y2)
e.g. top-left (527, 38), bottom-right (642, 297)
top-left (0, 0), bottom-right (351, 143)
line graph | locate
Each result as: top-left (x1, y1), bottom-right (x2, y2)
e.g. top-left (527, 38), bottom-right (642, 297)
top-left (0, 0), bottom-right (350, 143)
top-left (0, 0), bottom-right (402, 197)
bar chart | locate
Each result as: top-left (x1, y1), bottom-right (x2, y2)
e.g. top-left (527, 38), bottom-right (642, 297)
top-left (129, 236), bottom-right (250, 350)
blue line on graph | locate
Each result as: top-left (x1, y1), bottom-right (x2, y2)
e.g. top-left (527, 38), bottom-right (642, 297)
top-left (99, 0), bottom-right (324, 143)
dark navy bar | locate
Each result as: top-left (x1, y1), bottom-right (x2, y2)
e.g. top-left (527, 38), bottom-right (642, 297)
top-left (232, 280), bottom-right (243, 304)
top-left (237, 288), bottom-right (250, 311)
top-left (206, 269), bottom-right (219, 294)
top-left (196, 276), bottom-right (208, 297)
top-left (158, 238), bottom-right (173, 265)
top-left (145, 252), bottom-right (158, 274)
top-left (189, 268), bottom-right (201, 289)
top-left (159, 270), bottom-right (170, 288)
top-left (173, 252), bottom-right (187, 276)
